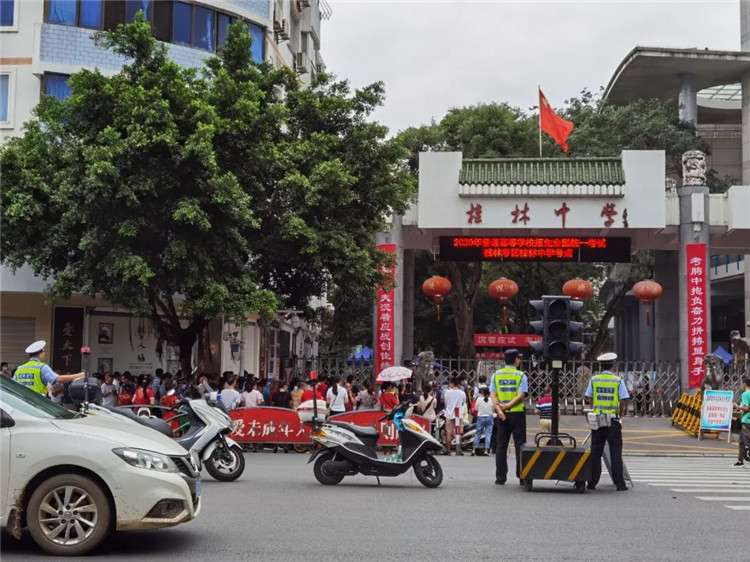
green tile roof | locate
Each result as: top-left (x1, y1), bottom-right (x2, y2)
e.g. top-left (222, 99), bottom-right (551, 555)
top-left (459, 157), bottom-right (625, 186)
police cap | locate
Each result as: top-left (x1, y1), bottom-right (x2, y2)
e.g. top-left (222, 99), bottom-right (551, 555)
top-left (504, 348), bottom-right (521, 362)
top-left (596, 352), bottom-right (618, 362)
top-left (25, 340), bottom-right (47, 355)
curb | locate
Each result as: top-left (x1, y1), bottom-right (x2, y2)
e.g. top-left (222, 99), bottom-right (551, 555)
top-left (623, 452), bottom-right (735, 458)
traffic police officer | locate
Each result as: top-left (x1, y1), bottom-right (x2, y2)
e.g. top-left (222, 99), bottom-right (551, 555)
top-left (13, 341), bottom-right (85, 395)
top-left (490, 349), bottom-right (528, 485)
top-left (585, 352), bottom-right (630, 491)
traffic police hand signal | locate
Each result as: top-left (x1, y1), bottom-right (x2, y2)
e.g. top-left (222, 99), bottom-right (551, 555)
top-left (529, 296), bottom-right (583, 363)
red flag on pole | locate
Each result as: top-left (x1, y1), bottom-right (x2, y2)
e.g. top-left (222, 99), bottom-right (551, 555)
top-left (539, 89), bottom-right (574, 153)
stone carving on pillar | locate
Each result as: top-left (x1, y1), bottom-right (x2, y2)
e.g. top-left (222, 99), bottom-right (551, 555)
top-left (702, 354), bottom-right (724, 391)
top-left (665, 177), bottom-right (678, 194)
top-left (730, 330), bottom-right (750, 361)
top-left (414, 350), bottom-right (435, 392)
top-left (681, 150), bottom-right (707, 186)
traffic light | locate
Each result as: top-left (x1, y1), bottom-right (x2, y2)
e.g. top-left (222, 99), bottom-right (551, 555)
top-left (529, 296), bottom-right (583, 363)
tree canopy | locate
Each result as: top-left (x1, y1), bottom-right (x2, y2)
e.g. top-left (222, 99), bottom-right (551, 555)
top-left (1, 15), bottom-right (414, 373)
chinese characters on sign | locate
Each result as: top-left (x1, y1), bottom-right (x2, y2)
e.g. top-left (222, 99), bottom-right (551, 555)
top-left (699, 391), bottom-right (734, 433)
top-left (464, 201), bottom-right (629, 228)
top-left (466, 203), bottom-right (482, 224)
top-left (440, 236), bottom-right (631, 263)
top-left (474, 334), bottom-right (542, 347)
top-left (686, 243), bottom-right (708, 388)
top-left (601, 203), bottom-right (618, 227)
top-left (511, 203), bottom-right (531, 225)
top-left (376, 244), bottom-right (397, 374)
top-left (52, 307), bottom-right (84, 373)
top-left (554, 202), bottom-right (570, 228)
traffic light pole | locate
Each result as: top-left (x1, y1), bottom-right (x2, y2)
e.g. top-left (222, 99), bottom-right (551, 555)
top-left (550, 361), bottom-right (562, 446)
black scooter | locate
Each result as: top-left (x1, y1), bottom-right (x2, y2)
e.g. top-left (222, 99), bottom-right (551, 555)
top-left (306, 402), bottom-right (445, 488)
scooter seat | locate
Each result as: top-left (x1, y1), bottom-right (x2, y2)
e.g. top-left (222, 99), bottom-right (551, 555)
top-left (112, 407), bottom-right (173, 438)
top-left (329, 421), bottom-right (379, 438)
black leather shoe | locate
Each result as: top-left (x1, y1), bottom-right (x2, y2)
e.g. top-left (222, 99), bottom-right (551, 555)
top-left (616, 485), bottom-right (629, 491)
top-left (586, 483), bottom-right (596, 490)
top-left (495, 479), bottom-right (506, 485)
top-left (519, 479), bottom-right (526, 486)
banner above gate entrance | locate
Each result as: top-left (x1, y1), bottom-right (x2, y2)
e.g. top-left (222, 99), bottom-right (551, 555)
top-left (440, 236), bottom-right (631, 262)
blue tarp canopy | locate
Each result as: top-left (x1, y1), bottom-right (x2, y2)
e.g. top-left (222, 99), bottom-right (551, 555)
top-left (347, 346), bottom-right (373, 365)
top-left (711, 345), bottom-right (732, 365)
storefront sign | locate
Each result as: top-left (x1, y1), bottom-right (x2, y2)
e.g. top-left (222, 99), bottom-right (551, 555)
top-left (699, 390), bottom-right (734, 443)
top-left (376, 244), bottom-right (397, 374)
top-left (440, 236), bottom-right (631, 263)
top-left (686, 243), bottom-right (708, 388)
top-left (474, 334), bottom-right (542, 347)
top-left (229, 408), bottom-right (430, 446)
top-left (52, 306), bottom-right (84, 373)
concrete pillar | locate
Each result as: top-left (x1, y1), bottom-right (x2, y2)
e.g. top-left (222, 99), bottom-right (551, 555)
top-left (678, 73), bottom-right (697, 125)
top-left (745, 260), bottom-right (750, 337)
top-left (402, 249), bottom-right (415, 362)
top-left (742, 0), bottom-right (750, 51)
top-left (375, 216), bottom-right (404, 366)
top-left (678, 154), bottom-right (711, 390)
top-left (654, 250), bottom-right (680, 362)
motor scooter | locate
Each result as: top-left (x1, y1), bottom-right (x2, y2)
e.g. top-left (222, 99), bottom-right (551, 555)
top-left (70, 379), bottom-right (244, 481)
top-left (306, 402), bottom-right (445, 488)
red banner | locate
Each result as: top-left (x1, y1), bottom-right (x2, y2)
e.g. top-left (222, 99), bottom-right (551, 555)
top-left (474, 334), bottom-right (542, 347)
top-left (229, 408), bottom-right (431, 446)
top-left (686, 243), bottom-right (708, 388)
top-left (376, 244), bottom-right (397, 374)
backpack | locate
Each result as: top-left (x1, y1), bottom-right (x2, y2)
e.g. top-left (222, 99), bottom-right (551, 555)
top-left (470, 398), bottom-right (478, 418)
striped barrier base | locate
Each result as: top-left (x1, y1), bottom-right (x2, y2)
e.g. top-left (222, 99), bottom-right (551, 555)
top-left (670, 390), bottom-right (702, 436)
top-left (519, 444), bottom-right (592, 491)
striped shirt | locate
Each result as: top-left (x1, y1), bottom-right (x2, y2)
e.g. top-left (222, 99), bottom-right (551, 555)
top-left (536, 396), bottom-right (553, 419)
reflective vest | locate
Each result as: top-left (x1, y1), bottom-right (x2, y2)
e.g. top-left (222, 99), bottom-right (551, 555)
top-left (14, 359), bottom-right (47, 395)
top-left (591, 372), bottom-right (621, 415)
top-left (493, 366), bottom-right (525, 413)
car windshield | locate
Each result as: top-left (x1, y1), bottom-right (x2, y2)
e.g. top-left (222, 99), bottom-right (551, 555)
top-left (0, 376), bottom-right (76, 420)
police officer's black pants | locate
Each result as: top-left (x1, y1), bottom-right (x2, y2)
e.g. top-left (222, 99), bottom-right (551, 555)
top-left (589, 422), bottom-right (625, 488)
top-left (495, 412), bottom-right (526, 482)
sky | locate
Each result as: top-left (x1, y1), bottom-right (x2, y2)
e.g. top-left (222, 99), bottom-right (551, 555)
top-left (322, 0), bottom-right (738, 134)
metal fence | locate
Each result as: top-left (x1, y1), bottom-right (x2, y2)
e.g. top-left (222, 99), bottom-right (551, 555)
top-left (283, 357), bottom-right (748, 418)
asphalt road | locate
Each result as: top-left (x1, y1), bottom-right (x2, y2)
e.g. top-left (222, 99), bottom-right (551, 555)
top-left (2, 451), bottom-right (747, 561)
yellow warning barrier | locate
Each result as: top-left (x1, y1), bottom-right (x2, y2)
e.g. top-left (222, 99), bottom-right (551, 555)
top-left (670, 390), bottom-right (702, 437)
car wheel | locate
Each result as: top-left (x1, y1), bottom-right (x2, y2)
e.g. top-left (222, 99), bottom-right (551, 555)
top-left (26, 473), bottom-right (111, 556)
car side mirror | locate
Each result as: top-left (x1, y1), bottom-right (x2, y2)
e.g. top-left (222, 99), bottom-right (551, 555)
top-left (1, 410), bottom-right (15, 428)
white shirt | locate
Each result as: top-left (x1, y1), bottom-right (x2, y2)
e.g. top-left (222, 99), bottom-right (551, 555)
top-left (327, 386), bottom-right (348, 412)
top-left (101, 383), bottom-right (118, 408)
top-left (221, 388), bottom-right (241, 410)
top-left (443, 388), bottom-right (467, 419)
top-left (242, 389), bottom-right (264, 407)
top-left (475, 396), bottom-right (495, 417)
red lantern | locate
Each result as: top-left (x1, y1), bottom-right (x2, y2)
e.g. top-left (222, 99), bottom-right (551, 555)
top-left (488, 278), bottom-right (518, 329)
top-left (632, 280), bottom-right (663, 326)
top-left (422, 276), bottom-right (452, 321)
top-left (563, 279), bottom-right (593, 301)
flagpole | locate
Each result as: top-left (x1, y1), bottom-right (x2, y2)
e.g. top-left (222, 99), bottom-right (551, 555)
top-left (538, 85), bottom-right (542, 157)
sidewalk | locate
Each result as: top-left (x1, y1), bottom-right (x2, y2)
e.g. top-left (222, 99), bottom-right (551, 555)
top-left (528, 415), bottom-right (739, 457)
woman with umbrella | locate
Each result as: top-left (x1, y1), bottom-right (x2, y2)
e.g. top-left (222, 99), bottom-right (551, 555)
top-left (376, 366), bottom-right (412, 413)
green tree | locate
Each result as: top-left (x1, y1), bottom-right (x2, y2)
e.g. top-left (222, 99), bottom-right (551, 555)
top-left (1, 16), bottom-right (413, 374)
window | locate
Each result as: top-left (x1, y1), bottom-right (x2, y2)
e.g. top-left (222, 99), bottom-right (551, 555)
top-left (44, 73), bottom-right (73, 101)
top-left (217, 13), bottom-right (231, 48)
top-left (80, 0), bottom-right (102, 29)
top-left (0, 74), bottom-right (9, 122)
top-left (249, 23), bottom-right (264, 63)
top-left (103, 0), bottom-right (125, 31)
top-left (172, 1), bottom-right (191, 45)
top-left (0, 0), bottom-right (14, 26)
top-left (192, 5), bottom-right (214, 51)
top-left (152, 0), bottom-right (171, 42)
top-left (126, 0), bottom-right (150, 22)
top-left (48, 0), bottom-right (77, 25)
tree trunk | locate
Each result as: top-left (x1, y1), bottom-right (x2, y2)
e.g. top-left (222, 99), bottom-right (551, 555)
top-left (446, 262), bottom-right (483, 358)
top-left (585, 283), bottom-right (628, 360)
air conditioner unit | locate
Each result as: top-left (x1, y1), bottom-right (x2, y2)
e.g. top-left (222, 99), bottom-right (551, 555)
top-left (276, 19), bottom-right (290, 42)
top-left (295, 52), bottom-right (309, 73)
top-left (273, 0), bottom-right (284, 31)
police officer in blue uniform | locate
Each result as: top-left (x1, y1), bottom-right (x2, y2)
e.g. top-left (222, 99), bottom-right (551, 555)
top-left (585, 352), bottom-right (630, 491)
top-left (490, 349), bottom-right (528, 485)
top-left (13, 340), bottom-right (85, 395)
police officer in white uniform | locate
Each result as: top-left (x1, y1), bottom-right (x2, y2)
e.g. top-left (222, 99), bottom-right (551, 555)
top-left (13, 341), bottom-right (85, 396)
top-left (585, 352), bottom-right (630, 491)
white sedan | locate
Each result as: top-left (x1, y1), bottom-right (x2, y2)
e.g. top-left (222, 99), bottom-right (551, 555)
top-left (0, 377), bottom-right (201, 556)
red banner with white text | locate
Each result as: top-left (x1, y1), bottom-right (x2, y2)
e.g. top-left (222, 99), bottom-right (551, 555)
top-left (686, 243), bottom-right (708, 388)
top-left (229, 408), bottom-right (431, 446)
top-left (375, 244), bottom-right (397, 374)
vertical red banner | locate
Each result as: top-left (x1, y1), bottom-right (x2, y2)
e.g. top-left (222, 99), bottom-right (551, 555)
top-left (375, 244), bottom-right (397, 375)
top-left (686, 243), bottom-right (708, 388)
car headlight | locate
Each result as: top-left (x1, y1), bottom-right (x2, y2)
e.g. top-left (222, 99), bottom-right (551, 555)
top-left (113, 448), bottom-right (179, 473)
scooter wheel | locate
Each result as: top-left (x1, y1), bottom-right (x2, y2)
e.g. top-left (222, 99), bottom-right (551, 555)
top-left (413, 454), bottom-right (443, 488)
top-left (205, 445), bottom-right (245, 482)
top-left (313, 452), bottom-right (345, 485)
